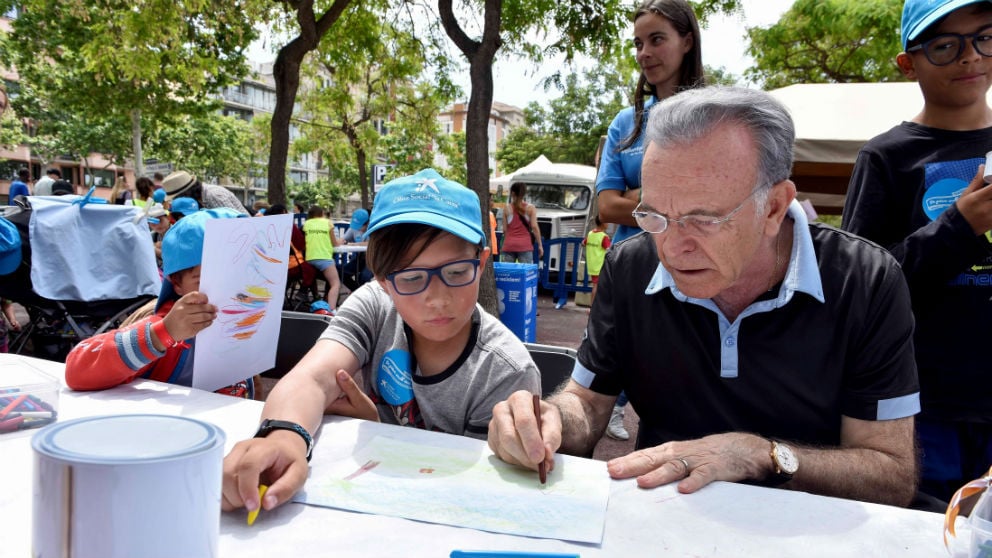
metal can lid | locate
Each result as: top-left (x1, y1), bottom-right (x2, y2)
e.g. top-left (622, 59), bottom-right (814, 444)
top-left (32, 414), bottom-right (224, 464)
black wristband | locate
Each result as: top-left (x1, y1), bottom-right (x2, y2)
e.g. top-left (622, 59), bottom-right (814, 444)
top-left (254, 419), bottom-right (314, 462)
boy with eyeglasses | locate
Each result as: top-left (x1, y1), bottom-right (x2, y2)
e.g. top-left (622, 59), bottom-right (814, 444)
top-left (842, 0), bottom-right (992, 502)
top-left (221, 169), bottom-right (541, 515)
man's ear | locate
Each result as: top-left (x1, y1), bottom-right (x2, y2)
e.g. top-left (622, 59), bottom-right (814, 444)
top-left (763, 180), bottom-right (797, 237)
top-left (896, 52), bottom-right (917, 80)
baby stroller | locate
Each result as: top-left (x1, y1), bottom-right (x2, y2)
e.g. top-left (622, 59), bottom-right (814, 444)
top-left (0, 193), bottom-right (159, 361)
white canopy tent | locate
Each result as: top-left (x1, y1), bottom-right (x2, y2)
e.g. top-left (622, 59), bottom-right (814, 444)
top-left (769, 82), bottom-right (992, 213)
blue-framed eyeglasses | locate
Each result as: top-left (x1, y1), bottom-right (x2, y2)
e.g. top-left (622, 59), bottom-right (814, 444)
top-left (907, 25), bottom-right (992, 66)
top-left (631, 186), bottom-right (763, 236)
top-left (385, 259), bottom-right (481, 295)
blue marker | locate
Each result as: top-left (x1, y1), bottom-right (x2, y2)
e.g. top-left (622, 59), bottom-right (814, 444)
top-left (450, 552), bottom-right (580, 558)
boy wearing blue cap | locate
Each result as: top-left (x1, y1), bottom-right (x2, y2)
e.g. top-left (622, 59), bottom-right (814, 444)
top-left (221, 169), bottom-right (541, 515)
top-left (842, 0), bottom-right (992, 501)
top-left (65, 208), bottom-right (254, 398)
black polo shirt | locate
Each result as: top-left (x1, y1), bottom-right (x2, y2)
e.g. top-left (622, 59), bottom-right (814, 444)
top-left (574, 205), bottom-right (920, 449)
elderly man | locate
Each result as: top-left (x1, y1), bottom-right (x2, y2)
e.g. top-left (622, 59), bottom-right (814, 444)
top-left (488, 87), bottom-right (920, 506)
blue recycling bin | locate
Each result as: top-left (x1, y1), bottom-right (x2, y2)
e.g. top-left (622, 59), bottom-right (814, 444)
top-left (494, 262), bottom-right (538, 343)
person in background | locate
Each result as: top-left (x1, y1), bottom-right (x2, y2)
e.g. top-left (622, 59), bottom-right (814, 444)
top-left (162, 170), bottom-right (249, 215)
top-left (582, 214), bottom-right (611, 306)
top-left (64, 209), bottom-right (255, 399)
top-left (153, 172), bottom-right (165, 189)
top-left (9, 169), bottom-right (30, 204)
top-left (109, 175), bottom-right (133, 205)
top-left (0, 299), bottom-right (21, 353)
top-left (341, 207), bottom-right (373, 291)
top-left (501, 182), bottom-right (543, 264)
top-left (841, 0), bottom-right (992, 503)
top-left (133, 177), bottom-right (154, 208)
top-left (488, 87), bottom-right (920, 508)
top-left (51, 180), bottom-right (74, 196)
top-left (303, 205), bottom-right (342, 314)
top-left (220, 169), bottom-right (540, 516)
top-left (252, 200), bottom-right (270, 217)
top-left (594, 0), bottom-right (706, 440)
top-left (34, 168), bottom-right (60, 196)
top-left (169, 197), bottom-right (199, 222)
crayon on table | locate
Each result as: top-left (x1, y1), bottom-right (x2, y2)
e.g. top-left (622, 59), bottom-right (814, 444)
top-left (247, 485), bottom-right (269, 526)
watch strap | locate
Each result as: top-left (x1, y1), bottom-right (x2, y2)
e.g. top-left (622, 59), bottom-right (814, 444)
top-left (255, 419), bottom-right (313, 462)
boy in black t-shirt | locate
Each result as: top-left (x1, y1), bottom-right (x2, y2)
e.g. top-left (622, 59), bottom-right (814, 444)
top-left (842, 0), bottom-right (992, 502)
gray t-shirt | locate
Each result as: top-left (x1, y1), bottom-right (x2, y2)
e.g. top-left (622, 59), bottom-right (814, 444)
top-left (320, 282), bottom-right (541, 439)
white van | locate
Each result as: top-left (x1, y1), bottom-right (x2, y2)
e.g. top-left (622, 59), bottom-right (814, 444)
top-left (492, 155), bottom-right (597, 273)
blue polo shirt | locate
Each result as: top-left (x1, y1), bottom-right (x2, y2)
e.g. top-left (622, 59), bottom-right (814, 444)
top-left (596, 97), bottom-right (656, 243)
top-left (573, 201), bottom-right (920, 449)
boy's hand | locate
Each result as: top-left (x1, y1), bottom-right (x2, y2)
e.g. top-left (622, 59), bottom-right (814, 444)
top-left (222, 432), bottom-right (310, 513)
top-left (326, 369), bottom-right (379, 421)
top-left (162, 291), bottom-right (217, 342)
top-left (956, 165), bottom-right (992, 235)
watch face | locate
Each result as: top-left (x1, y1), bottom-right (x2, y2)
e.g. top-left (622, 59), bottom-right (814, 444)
top-left (775, 444), bottom-right (799, 474)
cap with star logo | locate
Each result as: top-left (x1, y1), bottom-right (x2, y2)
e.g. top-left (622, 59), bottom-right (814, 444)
top-left (366, 168), bottom-right (485, 245)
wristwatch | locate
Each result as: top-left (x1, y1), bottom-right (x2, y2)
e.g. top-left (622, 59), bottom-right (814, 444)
top-left (254, 419), bottom-right (313, 462)
top-left (768, 440), bottom-right (798, 485)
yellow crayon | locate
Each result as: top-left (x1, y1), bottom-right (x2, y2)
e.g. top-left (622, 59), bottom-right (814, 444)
top-left (246, 484), bottom-right (269, 526)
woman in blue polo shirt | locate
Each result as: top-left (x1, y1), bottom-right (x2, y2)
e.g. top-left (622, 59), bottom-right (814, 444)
top-left (596, 0), bottom-right (705, 441)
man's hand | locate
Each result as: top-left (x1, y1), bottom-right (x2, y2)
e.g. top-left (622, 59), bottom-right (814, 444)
top-left (607, 432), bottom-right (771, 493)
top-left (326, 370), bottom-right (379, 421)
top-left (955, 165), bottom-right (992, 235)
top-left (222, 431), bottom-right (311, 513)
top-left (161, 291), bottom-right (217, 342)
top-left (488, 390), bottom-right (560, 474)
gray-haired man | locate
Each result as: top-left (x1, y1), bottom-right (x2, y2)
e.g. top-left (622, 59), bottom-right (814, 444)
top-left (489, 87), bottom-right (920, 507)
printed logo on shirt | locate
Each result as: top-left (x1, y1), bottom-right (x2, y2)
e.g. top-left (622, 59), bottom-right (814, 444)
top-left (377, 349), bottom-right (414, 405)
top-left (922, 157), bottom-right (983, 221)
top-left (923, 157), bottom-right (992, 286)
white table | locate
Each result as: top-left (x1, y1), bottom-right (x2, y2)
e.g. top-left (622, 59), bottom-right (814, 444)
top-left (335, 244), bottom-right (367, 254)
top-left (0, 354), bottom-right (953, 558)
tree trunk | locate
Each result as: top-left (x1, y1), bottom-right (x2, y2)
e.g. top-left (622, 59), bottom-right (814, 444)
top-left (267, 0), bottom-right (353, 206)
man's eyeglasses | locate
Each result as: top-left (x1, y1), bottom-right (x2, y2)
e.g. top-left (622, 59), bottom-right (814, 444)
top-left (907, 25), bottom-right (992, 66)
top-left (631, 186), bottom-right (763, 236)
top-left (385, 259), bottom-right (481, 295)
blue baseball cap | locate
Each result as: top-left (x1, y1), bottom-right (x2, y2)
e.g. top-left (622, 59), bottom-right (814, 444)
top-left (0, 217), bottom-right (21, 276)
top-left (170, 197), bottom-right (199, 217)
top-left (902, 0), bottom-right (990, 49)
top-left (157, 208), bottom-right (244, 310)
top-left (366, 169), bottom-right (484, 245)
top-left (349, 208), bottom-right (370, 230)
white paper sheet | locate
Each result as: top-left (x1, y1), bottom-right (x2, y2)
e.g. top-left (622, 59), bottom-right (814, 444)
top-left (193, 214), bottom-right (291, 391)
top-left (295, 435), bottom-right (611, 544)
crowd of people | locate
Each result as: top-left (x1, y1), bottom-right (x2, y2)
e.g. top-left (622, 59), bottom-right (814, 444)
top-left (4, 0), bottom-right (990, 524)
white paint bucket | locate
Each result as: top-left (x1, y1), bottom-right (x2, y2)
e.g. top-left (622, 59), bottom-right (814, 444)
top-left (32, 414), bottom-right (225, 558)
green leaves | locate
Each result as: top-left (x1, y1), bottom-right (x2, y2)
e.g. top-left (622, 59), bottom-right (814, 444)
top-left (745, 0), bottom-right (903, 89)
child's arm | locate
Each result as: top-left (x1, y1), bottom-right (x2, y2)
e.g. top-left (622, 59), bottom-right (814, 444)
top-left (222, 338), bottom-right (362, 513)
top-left (1, 300), bottom-right (18, 331)
top-left (65, 317), bottom-right (162, 391)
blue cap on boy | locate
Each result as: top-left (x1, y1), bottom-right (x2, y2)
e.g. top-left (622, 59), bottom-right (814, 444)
top-left (157, 207), bottom-right (244, 311)
top-left (902, 0), bottom-right (991, 49)
top-left (366, 169), bottom-right (485, 245)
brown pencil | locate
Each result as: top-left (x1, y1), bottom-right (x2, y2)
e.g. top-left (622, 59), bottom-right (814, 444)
top-left (533, 393), bottom-right (547, 484)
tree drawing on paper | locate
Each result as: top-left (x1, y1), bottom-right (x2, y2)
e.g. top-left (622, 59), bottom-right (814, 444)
top-left (295, 435), bottom-right (611, 544)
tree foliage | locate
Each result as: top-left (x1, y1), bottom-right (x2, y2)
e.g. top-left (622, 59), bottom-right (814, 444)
top-left (293, 3), bottom-right (456, 209)
top-left (0, 0), bottom-right (262, 175)
top-left (746, 0), bottom-right (904, 89)
top-left (145, 114), bottom-right (255, 186)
